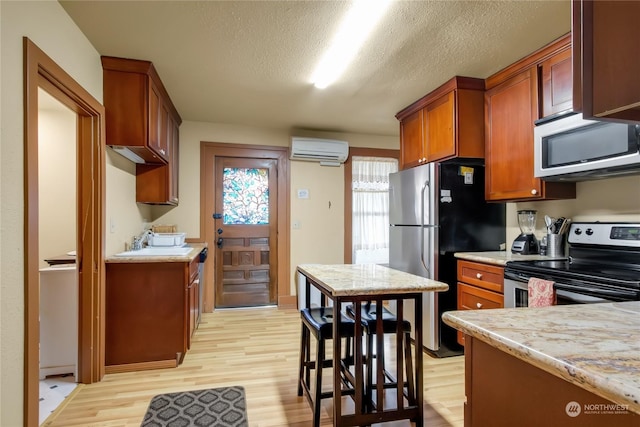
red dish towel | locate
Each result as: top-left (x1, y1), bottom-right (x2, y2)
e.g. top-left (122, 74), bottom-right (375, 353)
top-left (528, 277), bottom-right (556, 307)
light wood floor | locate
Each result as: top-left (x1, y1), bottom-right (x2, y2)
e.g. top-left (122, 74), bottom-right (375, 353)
top-left (44, 307), bottom-right (464, 426)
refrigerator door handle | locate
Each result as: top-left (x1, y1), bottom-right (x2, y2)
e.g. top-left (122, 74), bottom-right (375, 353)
top-left (420, 179), bottom-right (431, 277)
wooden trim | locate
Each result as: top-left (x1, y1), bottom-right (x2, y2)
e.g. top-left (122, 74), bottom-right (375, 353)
top-left (24, 38), bottom-right (106, 427)
top-left (343, 148), bottom-right (399, 264)
top-left (485, 33), bottom-right (571, 90)
top-left (277, 295), bottom-right (297, 309)
top-left (200, 142), bottom-right (290, 311)
top-left (105, 359), bottom-right (177, 374)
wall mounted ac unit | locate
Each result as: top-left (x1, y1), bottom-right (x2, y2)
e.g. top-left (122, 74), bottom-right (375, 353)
top-left (290, 137), bottom-right (349, 166)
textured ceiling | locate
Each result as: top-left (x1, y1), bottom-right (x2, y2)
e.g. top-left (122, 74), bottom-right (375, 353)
top-left (60, 0), bottom-right (571, 136)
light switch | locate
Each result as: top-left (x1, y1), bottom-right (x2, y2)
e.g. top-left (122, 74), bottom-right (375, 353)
top-left (297, 189), bottom-right (309, 199)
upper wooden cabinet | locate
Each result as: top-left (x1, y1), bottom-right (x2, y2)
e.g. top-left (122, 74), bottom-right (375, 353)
top-left (103, 56), bottom-right (182, 205)
top-left (396, 76), bottom-right (485, 169)
top-left (540, 48), bottom-right (573, 118)
top-left (484, 35), bottom-right (576, 202)
top-left (573, 0), bottom-right (640, 122)
top-left (102, 56), bottom-right (182, 164)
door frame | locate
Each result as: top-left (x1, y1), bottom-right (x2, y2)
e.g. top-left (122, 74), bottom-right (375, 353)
top-left (201, 142), bottom-right (293, 311)
top-left (24, 38), bottom-right (106, 426)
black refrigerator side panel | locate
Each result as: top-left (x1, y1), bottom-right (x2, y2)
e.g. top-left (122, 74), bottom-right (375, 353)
top-left (437, 161), bottom-right (506, 253)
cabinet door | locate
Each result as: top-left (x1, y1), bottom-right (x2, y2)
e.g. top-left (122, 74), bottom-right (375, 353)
top-left (578, 0), bottom-right (640, 121)
top-left (485, 68), bottom-right (542, 201)
top-left (425, 91), bottom-right (456, 162)
top-left (540, 48), bottom-right (572, 118)
top-left (147, 81), bottom-right (169, 162)
top-left (400, 109), bottom-right (425, 169)
top-left (167, 115), bottom-right (179, 205)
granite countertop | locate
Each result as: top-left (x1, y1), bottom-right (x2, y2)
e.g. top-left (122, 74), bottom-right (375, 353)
top-left (454, 251), bottom-right (567, 266)
top-left (297, 264), bottom-right (448, 297)
top-left (105, 243), bottom-right (207, 263)
top-left (442, 302), bottom-right (640, 414)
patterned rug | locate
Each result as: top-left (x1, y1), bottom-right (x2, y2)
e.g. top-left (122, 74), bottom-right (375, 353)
top-left (141, 386), bottom-right (248, 427)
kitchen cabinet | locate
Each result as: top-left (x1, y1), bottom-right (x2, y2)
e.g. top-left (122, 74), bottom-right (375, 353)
top-left (456, 260), bottom-right (503, 346)
top-left (463, 337), bottom-right (638, 427)
top-left (136, 112), bottom-right (180, 205)
top-left (573, 0), bottom-right (640, 122)
top-left (484, 35), bottom-right (576, 202)
top-left (540, 47), bottom-right (572, 118)
top-left (105, 256), bottom-right (199, 373)
top-left (103, 56), bottom-right (182, 205)
top-left (396, 76), bottom-right (485, 170)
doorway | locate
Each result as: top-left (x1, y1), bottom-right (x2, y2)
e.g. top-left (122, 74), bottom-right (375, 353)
top-left (24, 38), bottom-right (105, 426)
top-left (214, 157), bottom-right (278, 307)
top-left (37, 89), bottom-right (79, 423)
top-left (201, 142), bottom-right (292, 311)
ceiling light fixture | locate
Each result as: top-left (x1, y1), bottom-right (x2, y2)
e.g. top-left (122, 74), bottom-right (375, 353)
top-left (311, 0), bottom-right (393, 89)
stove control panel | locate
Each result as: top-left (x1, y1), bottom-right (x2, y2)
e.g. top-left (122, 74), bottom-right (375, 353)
top-left (569, 222), bottom-right (640, 247)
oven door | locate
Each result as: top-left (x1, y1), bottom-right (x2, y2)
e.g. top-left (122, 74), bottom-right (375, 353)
top-left (503, 277), bottom-right (616, 308)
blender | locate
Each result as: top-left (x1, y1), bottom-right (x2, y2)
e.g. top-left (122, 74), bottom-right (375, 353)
top-left (511, 210), bottom-right (540, 254)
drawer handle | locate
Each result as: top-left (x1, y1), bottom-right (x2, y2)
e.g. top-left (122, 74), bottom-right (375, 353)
top-left (476, 273), bottom-right (483, 279)
top-left (476, 302), bottom-right (483, 309)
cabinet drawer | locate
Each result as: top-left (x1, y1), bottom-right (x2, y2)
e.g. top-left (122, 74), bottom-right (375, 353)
top-left (457, 260), bottom-right (504, 293)
top-left (458, 283), bottom-right (503, 310)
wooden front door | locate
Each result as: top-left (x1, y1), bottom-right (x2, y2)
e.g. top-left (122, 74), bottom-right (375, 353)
top-left (213, 157), bottom-right (278, 308)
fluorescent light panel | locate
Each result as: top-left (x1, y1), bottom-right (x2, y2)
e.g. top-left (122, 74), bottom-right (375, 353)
top-left (311, 0), bottom-right (392, 89)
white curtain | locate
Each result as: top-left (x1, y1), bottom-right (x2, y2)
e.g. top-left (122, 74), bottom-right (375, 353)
top-left (352, 156), bottom-right (398, 264)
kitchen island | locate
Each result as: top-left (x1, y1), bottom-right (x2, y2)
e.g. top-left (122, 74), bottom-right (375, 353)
top-left (298, 264), bottom-right (449, 427)
top-left (443, 302), bottom-right (639, 426)
top-left (104, 243), bottom-right (207, 373)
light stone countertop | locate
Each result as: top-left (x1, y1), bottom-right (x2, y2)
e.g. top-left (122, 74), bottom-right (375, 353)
top-left (105, 243), bottom-right (207, 263)
top-left (454, 250), bottom-right (567, 266)
top-left (297, 264), bottom-right (448, 297)
top-left (442, 302), bottom-right (640, 414)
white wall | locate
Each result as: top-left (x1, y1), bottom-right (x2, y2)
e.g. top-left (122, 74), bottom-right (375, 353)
top-left (507, 175), bottom-right (640, 245)
top-left (1, 2), bottom-right (103, 424)
top-left (38, 91), bottom-right (77, 269)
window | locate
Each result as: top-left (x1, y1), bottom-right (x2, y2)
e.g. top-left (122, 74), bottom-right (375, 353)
top-left (351, 156), bottom-right (398, 264)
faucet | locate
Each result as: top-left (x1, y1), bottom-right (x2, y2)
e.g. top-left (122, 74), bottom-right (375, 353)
top-left (131, 229), bottom-right (151, 251)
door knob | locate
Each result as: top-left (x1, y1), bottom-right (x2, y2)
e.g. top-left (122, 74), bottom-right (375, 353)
top-left (217, 237), bottom-right (223, 249)
top-left (217, 228), bottom-right (223, 235)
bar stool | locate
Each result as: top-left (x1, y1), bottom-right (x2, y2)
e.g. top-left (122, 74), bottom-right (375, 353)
top-left (297, 307), bottom-right (358, 427)
top-left (346, 301), bottom-right (415, 408)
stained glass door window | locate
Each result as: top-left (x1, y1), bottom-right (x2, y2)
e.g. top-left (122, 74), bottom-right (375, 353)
top-left (222, 168), bottom-right (269, 225)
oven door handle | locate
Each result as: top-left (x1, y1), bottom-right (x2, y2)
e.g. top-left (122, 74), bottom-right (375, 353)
top-left (554, 282), bottom-right (638, 301)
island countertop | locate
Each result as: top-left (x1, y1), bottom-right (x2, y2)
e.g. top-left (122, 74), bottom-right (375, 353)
top-left (442, 302), bottom-right (640, 414)
top-left (105, 243), bottom-right (207, 263)
top-left (297, 264), bottom-right (448, 297)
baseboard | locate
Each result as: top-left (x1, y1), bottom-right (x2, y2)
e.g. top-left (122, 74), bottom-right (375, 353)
top-left (278, 295), bottom-right (297, 309)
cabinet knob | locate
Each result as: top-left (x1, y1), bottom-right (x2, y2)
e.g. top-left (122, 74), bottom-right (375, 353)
top-left (422, 157), bottom-right (427, 162)
top-left (476, 302), bottom-right (483, 309)
top-left (531, 189), bottom-right (538, 195)
top-left (476, 273), bottom-right (483, 279)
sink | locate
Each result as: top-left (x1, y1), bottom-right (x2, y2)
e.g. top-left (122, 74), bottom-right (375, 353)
top-left (114, 246), bottom-right (194, 257)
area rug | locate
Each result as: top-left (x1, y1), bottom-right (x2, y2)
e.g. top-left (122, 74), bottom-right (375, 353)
top-left (141, 386), bottom-right (248, 427)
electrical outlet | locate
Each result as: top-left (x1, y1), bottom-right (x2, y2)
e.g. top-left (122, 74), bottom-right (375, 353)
top-left (110, 217), bottom-right (116, 233)
top-left (293, 220), bottom-right (301, 229)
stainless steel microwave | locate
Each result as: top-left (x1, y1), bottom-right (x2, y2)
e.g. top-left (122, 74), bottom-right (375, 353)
top-left (534, 112), bottom-right (640, 181)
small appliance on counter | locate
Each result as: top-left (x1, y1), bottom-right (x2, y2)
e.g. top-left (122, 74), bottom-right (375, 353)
top-left (511, 210), bottom-right (540, 254)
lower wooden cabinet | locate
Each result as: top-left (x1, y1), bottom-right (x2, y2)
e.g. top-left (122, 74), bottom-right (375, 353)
top-left (105, 257), bottom-right (200, 372)
top-left (456, 260), bottom-right (504, 346)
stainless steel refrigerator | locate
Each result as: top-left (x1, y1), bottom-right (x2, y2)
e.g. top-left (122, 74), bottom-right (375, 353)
top-left (389, 159), bottom-right (505, 357)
